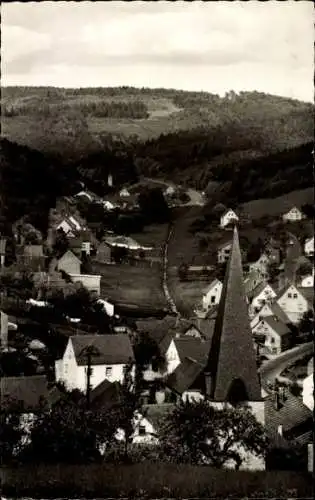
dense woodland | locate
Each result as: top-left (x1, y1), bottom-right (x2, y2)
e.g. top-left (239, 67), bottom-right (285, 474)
top-left (0, 86), bottom-right (313, 232)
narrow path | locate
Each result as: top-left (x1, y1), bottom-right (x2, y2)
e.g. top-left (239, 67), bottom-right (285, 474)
top-left (162, 223), bottom-right (179, 316)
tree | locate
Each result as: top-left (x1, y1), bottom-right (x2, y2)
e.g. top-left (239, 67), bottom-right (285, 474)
top-left (159, 400), bottom-right (268, 469)
top-left (53, 228), bottom-right (69, 256)
top-left (267, 262), bottom-right (280, 283)
top-left (19, 391), bottom-right (118, 464)
top-left (138, 188), bottom-right (170, 224)
top-left (296, 310), bottom-right (314, 343)
top-left (0, 397), bottom-right (25, 465)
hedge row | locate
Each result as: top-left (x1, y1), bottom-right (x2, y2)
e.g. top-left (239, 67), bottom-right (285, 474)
top-left (1, 462), bottom-right (313, 498)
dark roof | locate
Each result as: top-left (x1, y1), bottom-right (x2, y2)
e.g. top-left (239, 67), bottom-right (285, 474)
top-left (166, 357), bottom-right (206, 394)
top-left (70, 334), bottom-right (135, 366)
top-left (89, 380), bottom-right (122, 411)
top-left (174, 337), bottom-right (210, 365)
top-left (297, 287), bottom-right (314, 307)
top-left (263, 317), bottom-right (291, 337)
top-left (267, 302), bottom-right (291, 324)
top-left (0, 375), bottom-right (50, 412)
top-left (207, 226), bottom-right (262, 402)
top-left (265, 392), bottom-right (313, 445)
top-left (141, 403), bottom-right (175, 430)
top-left (247, 281), bottom-right (274, 300)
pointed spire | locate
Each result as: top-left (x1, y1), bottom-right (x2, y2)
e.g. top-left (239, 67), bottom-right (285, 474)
top-left (206, 225), bottom-right (262, 402)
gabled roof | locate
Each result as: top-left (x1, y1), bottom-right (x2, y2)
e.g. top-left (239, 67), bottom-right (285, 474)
top-left (221, 208), bottom-right (238, 218)
top-left (206, 226), bottom-right (262, 402)
top-left (247, 281), bottom-right (274, 300)
top-left (262, 317), bottom-right (291, 337)
top-left (70, 334), bottom-right (135, 366)
top-left (88, 379), bottom-right (122, 411)
top-left (166, 357), bottom-right (206, 395)
top-left (174, 337), bottom-right (211, 366)
top-left (297, 287), bottom-right (314, 308)
top-left (217, 239), bottom-right (232, 251)
top-left (283, 206), bottom-right (302, 215)
top-left (203, 279), bottom-right (222, 296)
top-left (58, 249), bottom-right (82, 264)
top-left (266, 302), bottom-right (291, 324)
top-left (0, 375), bottom-right (50, 412)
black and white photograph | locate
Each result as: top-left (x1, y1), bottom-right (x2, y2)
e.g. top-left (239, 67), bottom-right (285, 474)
top-left (0, 1), bottom-right (314, 498)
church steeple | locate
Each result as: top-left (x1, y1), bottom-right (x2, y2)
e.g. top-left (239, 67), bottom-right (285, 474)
top-left (206, 226), bottom-right (262, 402)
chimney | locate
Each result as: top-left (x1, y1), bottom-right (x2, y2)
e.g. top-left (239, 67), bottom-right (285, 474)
top-left (274, 386), bottom-right (282, 411)
top-left (0, 310), bottom-right (8, 351)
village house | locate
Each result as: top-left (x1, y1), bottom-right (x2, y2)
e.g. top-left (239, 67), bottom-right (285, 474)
top-left (164, 185), bottom-right (175, 197)
top-left (276, 284), bottom-right (313, 324)
top-left (247, 282), bottom-right (277, 315)
top-left (56, 250), bottom-right (82, 275)
top-left (119, 188), bottom-right (130, 198)
top-left (244, 269), bottom-right (264, 296)
top-left (250, 301), bottom-right (290, 329)
top-left (200, 279), bottom-right (223, 311)
top-left (252, 316), bottom-right (292, 355)
top-left (69, 273), bottom-right (102, 295)
top-left (302, 358), bottom-right (314, 413)
top-left (304, 236), bottom-right (314, 257)
top-left (282, 206), bottom-right (304, 222)
top-left (132, 404), bottom-right (175, 444)
top-left (164, 337), bottom-right (210, 376)
top-left (55, 334), bottom-right (135, 393)
top-left (219, 209), bottom-right (239, 229)
top-left (298, 267), bottom-right (314, 288)
top-left (102, 200), bottom-right (115, 211)
top-left (0, 375), bottom-right (59, 443)
top-left (217, 241), bottom-right (232, 264)
top-left (248, 252), bottom-right (271, 280)
top-left (95, 240), bottom-right (112, 263)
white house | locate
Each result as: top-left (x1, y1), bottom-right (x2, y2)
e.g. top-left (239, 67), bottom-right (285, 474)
top-left (56, 250), bottom-right (82, 275)
top-left (55, 334), bottom-right (135, 393)
top-left (252, 316), bottom-right (292, 355)
top-left (201, 279), bottom-right (223, 311)
top-left (56, 215), bottom-right (83, 236)
top-left (248, 253), bottom-right (270, 280)
top-left (282, 206), bottom-right (304, 222)
top-left (97, 298), bottom-right (115, 317)
top-left (304, 236), bottom-right (314, 257)
top-left (248, 282), bottom-right (277, 315)
top-left (299, 268), bottom-right (314, 288)
top-left (103, 200), bottom-right (115, 211)
top-left (276, 284), bottom-right (313, 324)
top-left (119, 188), bottom-right (130, 198)
top-left (250, 301), bottom-right (290, 329)
top-left (164, 337), bottom-right (209, 376)
top-left (217, 241), bottom-right (232, 264)
top-left (220, 209), bottom-right (239, 229)
top-left (69, 273), bottom-right (102, 295)
top-left (164, 186), bottom-right (175, 196)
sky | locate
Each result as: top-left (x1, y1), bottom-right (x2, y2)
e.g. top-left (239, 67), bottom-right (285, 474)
top-left (2, 1), bottom-right (314, 102)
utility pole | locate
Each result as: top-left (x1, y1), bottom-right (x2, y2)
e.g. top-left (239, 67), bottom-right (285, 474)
top-left (79, 344), bottom-right (101, 410)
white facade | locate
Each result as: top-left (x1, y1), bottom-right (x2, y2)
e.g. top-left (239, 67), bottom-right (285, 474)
top-left (304, 236), bottom-right (314, 257)
top-left (282, 207), bottom-right (303, 222)
top-left (250, 303), bottom-right (275, 329)
top-left (57, 250), bottom-right (81, 275)
top-left (120, 188), bottom-right (130, 197)
top-left (218, 243), bottom-right (232, 264)
top-left (165, 340), bottom-right (181, 374)
top-left (202, 280), bottom-right (223, 310)
top-left (55, 338), bottom-right (128, 393)
top-left (56, 220), bottom-right (75, 236)
top-left (252, 320), bottom-right (283, 355)
top-left (277, 285), bottom-right (310, 324)
top-left (249, 254), bottom-right (270, 279)
top-left (250, 284), bottom-right (277, 313)
top-left (82, 241), bottom-right (91, 255)
top-left (299, 270), bottom-right (314, 288)
top-left (220, 210), bottom-right (239, 229)
top-left (69, 274), bottom-right (101, 295)
top-left (302, 373), bottom-right (314, 412)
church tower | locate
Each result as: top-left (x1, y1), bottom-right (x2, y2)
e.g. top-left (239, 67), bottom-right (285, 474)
top-left (204, 225), bottom-right (265, 469)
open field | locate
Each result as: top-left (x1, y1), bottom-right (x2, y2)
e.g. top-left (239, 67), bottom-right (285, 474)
top-left (2, 463), bottom-right (313, 498)
top-left (168, 269), bottom-right (211, 317)
top-left (92, 261), bottom-right (167, 310)
top-left (239, 187), bottom-right (314, 220)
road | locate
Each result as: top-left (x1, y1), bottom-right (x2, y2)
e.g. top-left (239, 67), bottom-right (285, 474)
top-left (162, 223), bottom-right (179, 316)
top-left (259, 341), bottom-right (313, 392)
top-left (142, 177), bottom-right (205, 207)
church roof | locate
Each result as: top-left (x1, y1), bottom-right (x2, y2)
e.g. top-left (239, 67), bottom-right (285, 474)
top-left (206, 226), bottom-right (262, 402)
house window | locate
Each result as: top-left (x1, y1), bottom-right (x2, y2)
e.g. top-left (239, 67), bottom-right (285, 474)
top-left (105, 367), bottom-right (113, 377)
top-left (288, 293), bottom-right (292, 298)
top-left (270, 337), bottom-right (275, 344)
top-left (211, 296), bottom-right (215, 304)
top-left (293, 293), bottom-right (298, 298)
top-left (138, 425), bottom-right (146, 436)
